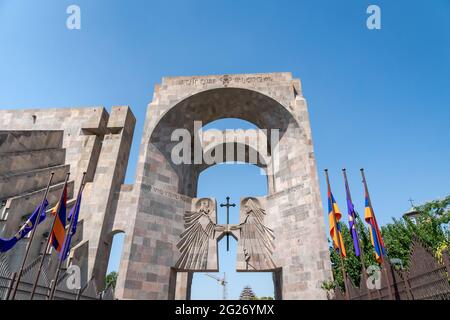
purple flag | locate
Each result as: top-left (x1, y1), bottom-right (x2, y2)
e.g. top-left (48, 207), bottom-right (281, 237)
top-left (345, 182), bottom-right (361, 257)
top-left (59, 191), bottom-right (82, 261)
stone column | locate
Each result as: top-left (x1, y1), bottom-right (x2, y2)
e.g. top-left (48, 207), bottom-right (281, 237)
top-left (80, 106), bottom-right (135, 290)
top-left (174, 272), bottom-right (193, 300)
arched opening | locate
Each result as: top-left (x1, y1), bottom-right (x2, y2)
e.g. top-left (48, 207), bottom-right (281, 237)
top-left (191, 162), bottom-right (275, 300)
top-left (144, 88), bottom-right (303, 300)
top-left (105, 231), bottom-right (125, 291)
top-left (118, 84), bottom-right (327, 301)
top-left (147, 87), bottom-right (302, 197)
top-left (203, 118), bottom-right (258, 131)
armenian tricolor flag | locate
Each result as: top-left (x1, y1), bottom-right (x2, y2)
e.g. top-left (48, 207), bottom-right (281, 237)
top-left (50, 184), bottom-right (68, 252)
top-left (60, 189), bottom-right (83, 261)
top-left (364, 192), bottom-right (385, 263)
top-left (328, 189), bottom-right (347, 257)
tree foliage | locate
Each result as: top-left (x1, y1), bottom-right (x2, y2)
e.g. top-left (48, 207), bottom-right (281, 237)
top-left (327, 195), bottom-right (450, 291)
top-left (106, 271), bottom-right (118, 290)
top-left (382, 195), bottom-right (449, 266)
top-left (252, 296), bottom-right (274, 300)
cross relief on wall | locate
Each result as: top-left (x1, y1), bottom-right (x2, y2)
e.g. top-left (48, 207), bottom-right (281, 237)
top-left (175, 197), bottom-right (276, 272)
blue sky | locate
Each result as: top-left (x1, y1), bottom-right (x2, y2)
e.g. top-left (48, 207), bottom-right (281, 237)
top-left (1, 1), bottom-right (449, 299)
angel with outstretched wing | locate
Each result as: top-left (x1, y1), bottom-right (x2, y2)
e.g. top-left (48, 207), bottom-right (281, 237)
top-left (232, 199), bottom-right (276, 270)
top-left (176, 199), bottom-right (223, 270)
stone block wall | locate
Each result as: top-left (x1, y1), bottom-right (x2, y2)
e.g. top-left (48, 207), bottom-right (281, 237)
top-left (0, 106), bottom-right (135, 291)
top-left (115, 72), bottom-right (332, 300)
top-left (0, 72), bottom-right (332, 300)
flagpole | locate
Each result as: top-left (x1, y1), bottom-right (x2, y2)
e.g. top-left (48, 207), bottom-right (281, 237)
top-left (324, 169), bottom-right (350, 300)
top-left (10, 172), bottom-right (55, 300)
top-left (342, 169), bottom-right (371, 299)
top-left (29, 172), bottom-right (82, 299)
top-left (48, 172), bottom-right (86, 300)
top-left (360, 168), bottom-right (393, 299)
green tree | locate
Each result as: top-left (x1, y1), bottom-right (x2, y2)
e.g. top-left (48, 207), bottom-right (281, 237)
top-left (382, 195), bottom-right (449, 266)
top-left (326, 195), bottom-right (450, 292)
top-left (252, 296), bottom-right (274, 300)
top-left (105, 271), bottom-right (118, 290)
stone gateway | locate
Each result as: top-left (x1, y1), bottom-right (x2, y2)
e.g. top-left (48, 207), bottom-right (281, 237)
top-left (0, 72), bottom-right (332, 300)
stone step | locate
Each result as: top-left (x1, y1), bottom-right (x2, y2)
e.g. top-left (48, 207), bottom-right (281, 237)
top-left (0, 164), bottom-right (70, 201)
top-left (0, 131), bottom-right (63, 154)
top-left (0, 148), bottom-right (66, 176)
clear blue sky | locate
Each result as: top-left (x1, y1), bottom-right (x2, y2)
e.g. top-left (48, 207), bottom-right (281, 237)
top-left (1, 1), bottom-right (449, 299)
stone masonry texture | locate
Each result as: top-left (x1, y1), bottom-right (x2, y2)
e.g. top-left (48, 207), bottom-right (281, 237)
top-left (0, 72), bottom-right (332, 300)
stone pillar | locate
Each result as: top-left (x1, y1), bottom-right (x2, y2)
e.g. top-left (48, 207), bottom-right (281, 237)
top-left (174, 272), bottom-right (193, 300)
top-left (80, 106), bottom-right (135, 290)
top-left (114, 186), bottom-right (192, 299)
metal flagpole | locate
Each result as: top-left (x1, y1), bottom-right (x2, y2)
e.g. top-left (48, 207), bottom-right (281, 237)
top-left (30, 172), bottom-right (85, 299)
top-left (360, 168), bottom-right (393, 300)
top-left (342, 169), bottom-right (371, 299)
top-left (324, 169), bottom-right (350, 300)
top-left (48, 173), bottom-right (86, 300)
top-left (9, 172), bottom-right (55, 300)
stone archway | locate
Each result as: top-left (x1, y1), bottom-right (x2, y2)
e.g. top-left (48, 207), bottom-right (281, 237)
top-left (113, 73), bottom-right (332, 300)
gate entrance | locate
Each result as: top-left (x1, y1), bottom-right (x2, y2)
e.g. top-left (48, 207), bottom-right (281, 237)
top-left (112, 73), bottom-right (332, 300)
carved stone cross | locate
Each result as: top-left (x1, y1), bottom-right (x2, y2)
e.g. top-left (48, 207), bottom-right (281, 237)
top-left (220, 196), bottom-right (236, 252)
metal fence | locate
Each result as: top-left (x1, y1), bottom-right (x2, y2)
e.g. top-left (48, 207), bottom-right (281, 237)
top-left (0, 274), bottom-right (115, 300)
top-left (0, 254), bottom-right (114, 300)
top-left (334, 240), bottom-right (450, 300)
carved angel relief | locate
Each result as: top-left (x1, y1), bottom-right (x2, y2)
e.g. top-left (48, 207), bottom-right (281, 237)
top-left (175, 197), bottom-right (276, 272)
top-left (175, 198), bottom-right (221, 271)
top-left (233, 198), bottom-right (276, 271)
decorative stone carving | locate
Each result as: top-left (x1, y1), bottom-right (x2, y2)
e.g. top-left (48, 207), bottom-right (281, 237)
top-left (234, 198), bottom-right (276, 271)
top-left (175, 198), bottom-right (221, 271)
top-left (0, 73), bottom-right (334, 300)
